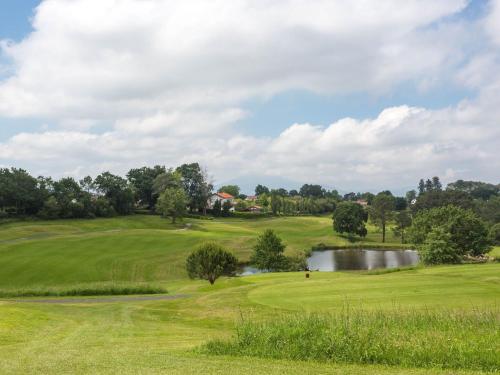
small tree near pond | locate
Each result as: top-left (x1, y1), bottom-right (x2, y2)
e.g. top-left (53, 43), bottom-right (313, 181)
top-left (186, 242), bottom-right (238, 284)
top-left (332, 202), bottom-right (367, 239)
top-left (250, 229), bottom-right (289, 271)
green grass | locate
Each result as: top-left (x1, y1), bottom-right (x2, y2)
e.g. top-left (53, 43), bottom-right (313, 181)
top-left (0, 282), bottom-right (166, 297)
top-left (205, 309), bottom-right (499, 371)
top-left (0, 215), bottom-right (498, 374)
top-left (0, 215), bottom-right (405, 288)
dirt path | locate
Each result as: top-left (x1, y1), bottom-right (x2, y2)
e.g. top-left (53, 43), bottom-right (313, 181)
top-left (4, 294), bottom-right (189, 304)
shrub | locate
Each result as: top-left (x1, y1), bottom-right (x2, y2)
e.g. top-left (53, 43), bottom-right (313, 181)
top-left (419, 226), bottom-right (461, 264)
top-left (407, 205), bottom-right (491, 259)
top-left (250, 229), bottom-right (288, 272)
top-left (186, 242), bottom-right (238, 284)
top-left (489, 223), bottom-right (500, 245)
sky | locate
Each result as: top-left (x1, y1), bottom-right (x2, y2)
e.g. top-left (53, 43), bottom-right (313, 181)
top-left (0, 0), bottom-right (499, 194)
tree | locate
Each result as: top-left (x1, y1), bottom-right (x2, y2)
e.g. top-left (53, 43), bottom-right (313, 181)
top-left (156, 187), bottom-right (188, 223)
top-left (79, 176), bottom-right (94, 193)
top-left (218, 185), bottom-right (240, 197)
top-left (153, 169), bottom-right (182, 194)
top-left (394, 197), bottom-right (407, 211)
top-left (475, 196), bottom-right (500, 224)
top-left (419, 226), bottom-right (460, 265)
top-left (489, 223), bottom-right (500, 246)
top-left (186, 242), bottom-right (238, 284)
top-left (425, 179), bottom-right (433, 192)
top-left (250, 229), bottom-right (288, 271)
top-left (407, 205), bottom-right (491, 258)
top-left (127, 165), bottom-right (166, 209)
top-left (332, 202), bottom-right (367, 239)
top-left (0, 168), bottom-right (46, 215)
top-left (289, 189), bottom-right (299, 197)
top-left (406, 190), bottom-right (417, 204)
top-left (418, 179), bottom-right (425, 195)
top-left (94, 172), bottom-right (135, 215)
top-left (255, 184), bottom-right (270, 196)
top-left (369, 193), bottom-right (395, 243)
top-left (393, 210), bottom-right (412, 243)
top-left (300, 184), bottom-right (324, 198)
top-left (176, 163), bottom-right (212, 213)
top-left (222, 200), bottom-right (232, 216)
top-left (212, 199), bottom-right (222, 217)
top-left (432, 176), bottom-right (442, 191)
top-left (412, 190), bottom-right (473, 212)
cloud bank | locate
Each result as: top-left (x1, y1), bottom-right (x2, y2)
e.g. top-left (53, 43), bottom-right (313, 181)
top-left (0, 0), bottom-right (499, 191)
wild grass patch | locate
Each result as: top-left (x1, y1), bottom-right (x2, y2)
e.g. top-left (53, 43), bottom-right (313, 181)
top-left (204, 308), bottom-right (499, 372)
top-left (0, 282), bottom-right (167, 297)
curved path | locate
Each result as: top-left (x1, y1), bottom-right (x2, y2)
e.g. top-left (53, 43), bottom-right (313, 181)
top-left (3, 294), bottom-right (189, 304)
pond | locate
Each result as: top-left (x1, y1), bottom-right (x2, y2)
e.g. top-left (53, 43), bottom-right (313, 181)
top-left (307, 249), bottom-right (419, 271)
top-left (240, 248), bottom-right (419, 275)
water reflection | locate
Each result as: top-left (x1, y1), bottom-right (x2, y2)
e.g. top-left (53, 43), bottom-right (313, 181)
top-left (307, 249), bottom-right (419, 271)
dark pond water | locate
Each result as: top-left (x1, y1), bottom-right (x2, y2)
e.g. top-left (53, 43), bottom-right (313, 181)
top-left (307, 249), bottom-right (419, 271)
top-left (240, 248), bottom-right (419, 275)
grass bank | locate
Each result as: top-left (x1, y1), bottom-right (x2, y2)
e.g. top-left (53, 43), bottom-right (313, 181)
top-left (205, 309), bottom-right (499, 372)
top-left (0, 282), bottom-right (166, 298)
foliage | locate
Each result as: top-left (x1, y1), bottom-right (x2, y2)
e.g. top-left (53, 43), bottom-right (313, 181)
top-left (255, 184), bottom-right (270, 195)
top-left (489, 223), bottom-right (500, 245)
top-left (407, 205), bottom-right (491, 259)
top-left (218, 185), bottom-right (240, 197)
top-left (419, 226), bottom-right (461, 264)
top-left (205, 309), bottom-right (499, 372)
top-left (369, 193), bottom-right (395, 243)
top-left (250, 229), bottom-right (288, 271)
top-left (94, 172), bottom-right (135, 215)
top-left (475, 195), bottom-right (500, 224)
top-left (222, 200), bottom-right (232, 216)
top-left (332, 202), bottom-right (367, 238)
top-left (212, 199), bottom-right (222, 216)
top-left (127, 165), bottom-right (166, 209)
top-left (412, 190), bottom-right (473, 212)
top-left (186, 242), bottom-right (238, 284)
top-left (447, 179), bottom-right (499, 200)
top-left (299, 184), bottom-right (324, 198)
top-left (156, 187), bottom-right (188, 223)
top-left (176, 163), bottom-right (213, 213)
top-left (152, 168), bottom-right (182, 194)
top-left (392, 210), bottom-right (412, 243)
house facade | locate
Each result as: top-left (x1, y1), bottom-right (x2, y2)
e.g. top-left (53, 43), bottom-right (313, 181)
top-left (207, 192), bottom-right (235, 211)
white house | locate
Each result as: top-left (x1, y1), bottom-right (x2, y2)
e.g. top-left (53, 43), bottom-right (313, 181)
top-left (207, 192), bottom-right (235, 211)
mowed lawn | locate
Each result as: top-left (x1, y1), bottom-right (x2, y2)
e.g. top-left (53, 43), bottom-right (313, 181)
top-left (0, 215), bottom-right (404, 288)
top-left (0, 215), bottom-right (498, 374)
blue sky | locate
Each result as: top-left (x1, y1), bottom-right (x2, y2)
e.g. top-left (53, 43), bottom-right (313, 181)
top-left (0, 0), bottom-right (498, 193)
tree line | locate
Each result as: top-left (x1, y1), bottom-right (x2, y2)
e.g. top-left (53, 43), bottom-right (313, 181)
top-left (331, 176), bottom-right (500, 264)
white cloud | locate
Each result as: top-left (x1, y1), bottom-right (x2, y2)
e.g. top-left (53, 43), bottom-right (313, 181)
top-left (0, 0), bottom-right (499, 192)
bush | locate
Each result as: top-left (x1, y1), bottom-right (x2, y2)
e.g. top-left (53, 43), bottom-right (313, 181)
top-left (419, 226), bottom-right (461, 264)
top-left (186, 242), bottom-right (238, 284)
top-left (250, 229), bottom-right (288, 272)
top-left (407, 205), bottom-right (491, 259)
top-left (489, 223), bottom-right (500, 245)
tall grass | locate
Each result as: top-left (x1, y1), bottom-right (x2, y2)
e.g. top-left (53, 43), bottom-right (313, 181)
top-left (0, 282), bottom-right (167, 297)
top-left (204, 308), bottom-right (500, 372)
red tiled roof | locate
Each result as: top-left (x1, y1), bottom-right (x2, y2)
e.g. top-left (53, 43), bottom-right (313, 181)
top-left (217, 192), bottom-right (234, 199)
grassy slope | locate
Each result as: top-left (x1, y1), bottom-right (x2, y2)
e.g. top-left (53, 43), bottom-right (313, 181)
top-left (0, 216), bottom-right (498, 374)
top-left (0, 215), bottom-right (404, 288)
